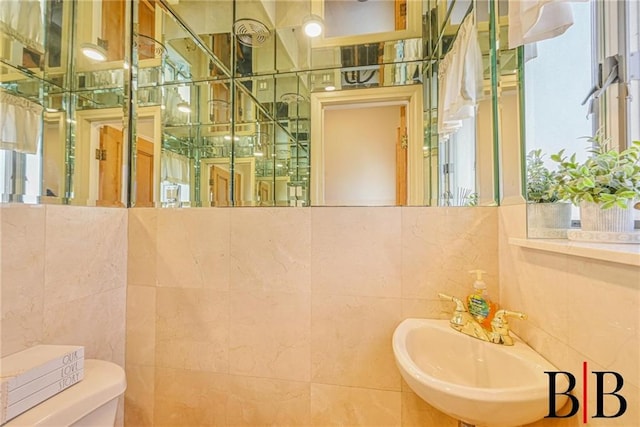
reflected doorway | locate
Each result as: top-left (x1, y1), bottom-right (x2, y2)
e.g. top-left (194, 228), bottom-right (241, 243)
top-left (323, 104), bottom-right (406, 205)
top-left (310, 85), bottom-right (423, 206)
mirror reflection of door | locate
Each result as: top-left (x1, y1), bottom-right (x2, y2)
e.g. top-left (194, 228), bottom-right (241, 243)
top-left (135, 136), bottom-right (154, 207)
top-left (209, 165), bottom-right (240, 207)
top-left (98, 125), bottom-right (124, 206)
top-left (101, 0), bottom-right (125, 62)
top-left (323, 103), bottom-right (406, 206)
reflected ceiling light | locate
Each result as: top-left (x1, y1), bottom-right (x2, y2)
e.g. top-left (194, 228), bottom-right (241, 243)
top-left (80, 42), bottom-right (107, 62)
top-left (324, 85), bottom-right (336, 91)
top-left (303, 15), bottom-right (324, 38)
top-left (254, 151), bottom-right (263, 157)
top-left (177, 102), bottom-right (191, 113)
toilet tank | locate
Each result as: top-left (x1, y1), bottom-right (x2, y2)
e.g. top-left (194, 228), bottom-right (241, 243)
top-left (5, 359), bottom-right (126, 427)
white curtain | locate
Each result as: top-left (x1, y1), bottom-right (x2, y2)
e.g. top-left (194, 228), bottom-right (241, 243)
top-left (508, 0), bottom-right (588, 49)
top-left (0, 0), bottom-right (44, 52)
top-left (161, 150), bottom-right (190, 184)
top-left (0, 91), bottom-right (43, 154)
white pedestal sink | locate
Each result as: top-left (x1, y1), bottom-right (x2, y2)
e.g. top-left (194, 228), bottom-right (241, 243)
top-left (392, 318), bottom-right (568, 427)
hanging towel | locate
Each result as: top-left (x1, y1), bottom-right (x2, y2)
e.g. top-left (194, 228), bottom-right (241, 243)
top-left (438, 13), bottom-right (483, 137)
top-left (508, 0), bottom-right (577, 48)
top-left (0, 0), bottom-right (44, 53)
top-left (0, 91), bottom-right (43, 154)
top-left (161, 150), bottom-right (190, 184)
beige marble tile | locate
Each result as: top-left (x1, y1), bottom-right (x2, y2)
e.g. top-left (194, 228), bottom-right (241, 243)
top-left (128, 208), bottom-right (157, 286)
top-left (401, 207), bottom-right (499, 301)
top-left (1, 204), bottom-right (45, 311)
top-left (310, 383), bottom-right (401, 427)
top-left (226, 375), bottom-right (310, 426)
top-left (1, 204), bottom-right (45, 357)
top-left (511, 323), bottom-right (571, 375)
top-left (499, 204), bottom-right (527, 240)
top-left (156, 288), bottom-right (229, 373)
top-left (230, 208), bottom-right (311, 294)
top-left (401, 298), bottom-right (453, 320)
top-left (311, 294), bottom-right (402, 390)
top-left (43, 286), bottom-right (126, 365)
top-left (505, 249), bottom-right (571, 343)
top-left (401, 391), bottom-right (457, 427)
top-left (311, 207), bottom-right (402, 297)
top-left (156, 209), bottom-right (229, 290)
top-left (1, 310), bottom-right (43, 358)
top-left (229, 290), bottom-right (310, 381)
top-left (126, 286), bottom-right (156, 366)
top-left (154, 367), bottom-right (228, 427)
top-left (44, 205), bottom-right (127, 307)
top-left (565, 259), bottom-right (639, 386)
top-left (124, 364), bottom-right (154, 427)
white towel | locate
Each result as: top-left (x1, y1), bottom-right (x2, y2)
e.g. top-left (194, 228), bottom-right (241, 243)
top-left (438, 13), bottom-right (483, 137)
top-left (161, 150), bottom-right (190, 184)
top-left (508, 0), bottom-right (577, 48)
top-left (0, 0), bottom-right (44, 52)
top-left (0, 91), bottom-right (43, 154)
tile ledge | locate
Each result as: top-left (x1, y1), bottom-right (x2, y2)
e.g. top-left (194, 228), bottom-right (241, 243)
top-left (508, 237), bottom-right (640, 267)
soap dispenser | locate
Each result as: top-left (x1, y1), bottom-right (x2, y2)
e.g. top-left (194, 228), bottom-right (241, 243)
top-left (467, 270), bottom-right (498, 329)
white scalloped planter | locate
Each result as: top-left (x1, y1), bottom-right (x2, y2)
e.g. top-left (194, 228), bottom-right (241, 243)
top-left (527, 203), bottom-right (572, 237)
top-left (578, 201), bottom-right (635, 233)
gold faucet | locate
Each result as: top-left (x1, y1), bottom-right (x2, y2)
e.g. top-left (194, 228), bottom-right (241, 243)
top-left (438, 293), bottom-right (526, 346)
top-left (489, 310), bottom-right (527, 345)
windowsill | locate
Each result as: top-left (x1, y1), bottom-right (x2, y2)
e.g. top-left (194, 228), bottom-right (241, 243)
top-left (509, 237), bottom-right (640, 267)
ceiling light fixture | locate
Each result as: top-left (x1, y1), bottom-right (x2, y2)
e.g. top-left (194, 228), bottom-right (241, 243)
top-left (177, 102), bottom-right (191, 113)
top-left (303, 15), bottom-right (324, 38)
top-left (80, 42), bottom-right (107, 62)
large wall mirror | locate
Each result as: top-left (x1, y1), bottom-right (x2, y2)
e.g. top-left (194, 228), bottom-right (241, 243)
top-left (1, 0), bottom-right (515, 208)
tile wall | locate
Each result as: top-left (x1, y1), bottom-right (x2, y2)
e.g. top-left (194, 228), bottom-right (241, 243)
top-left (3, 203), bottom-right (635, 426)
top-left (499, 204), bottom-right (640, 427)
top-left (0, 204), bottom-right (128, 424)
top-left (125, 206), bottom-right (499, 426)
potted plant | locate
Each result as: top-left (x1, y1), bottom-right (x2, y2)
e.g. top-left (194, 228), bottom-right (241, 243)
top-left (550, 136), bottom-right (640, 234)
top-left (526, 149), bottom-right (572, 232)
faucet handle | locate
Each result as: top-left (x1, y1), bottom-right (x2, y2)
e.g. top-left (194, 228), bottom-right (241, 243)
top-left (493, 309), bottom-right (527, 322)
top-left (438, 293), bottom-right (467, 312)
top-left (490, 309), bottom-right (526, 345)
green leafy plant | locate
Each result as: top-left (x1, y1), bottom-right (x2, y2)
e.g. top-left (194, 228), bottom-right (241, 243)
top-left (550, 136), bottom-right (640, 209)
top-left (526, 149), bottom-right (560, 203)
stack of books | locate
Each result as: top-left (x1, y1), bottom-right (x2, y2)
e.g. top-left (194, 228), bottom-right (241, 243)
top-left (0, 345), bottom-right (85, 424)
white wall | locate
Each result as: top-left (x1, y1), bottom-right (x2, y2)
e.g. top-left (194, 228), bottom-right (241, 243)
top-left (324, 105), bottom-right (399, 205)
top-left (324, 0), bottom-right (395, 38)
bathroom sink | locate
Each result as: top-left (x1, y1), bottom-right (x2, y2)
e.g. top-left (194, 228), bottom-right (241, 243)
top-left (392, 318), bottom-right (568, 427)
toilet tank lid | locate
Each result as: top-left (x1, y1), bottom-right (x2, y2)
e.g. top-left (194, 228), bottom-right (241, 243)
top-left (5, 359), bottom-right (126, 426)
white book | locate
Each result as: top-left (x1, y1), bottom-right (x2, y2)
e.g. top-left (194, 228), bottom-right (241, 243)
top-left (3, 369), bottom-right (84, 424)
top-left (5, 358), bottom-right (85, 406)
top-left (1, 345), bottom-right (84, 392)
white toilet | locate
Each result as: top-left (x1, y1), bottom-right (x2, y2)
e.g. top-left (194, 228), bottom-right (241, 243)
top-left (5, 359), bottom-right (126, 427)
